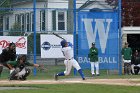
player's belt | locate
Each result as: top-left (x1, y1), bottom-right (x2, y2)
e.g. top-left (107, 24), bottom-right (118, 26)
top-left (66, 57), bottom-right (73, 60)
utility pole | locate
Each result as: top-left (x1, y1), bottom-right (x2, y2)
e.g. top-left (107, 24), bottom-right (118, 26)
top-left (67, 0), bottom-right (74, 34)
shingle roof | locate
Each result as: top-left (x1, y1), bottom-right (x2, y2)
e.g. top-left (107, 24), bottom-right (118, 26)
top-left (12, 0), bottom-right (46, 3)
top-left (12, 0), bottom-right (46, 5)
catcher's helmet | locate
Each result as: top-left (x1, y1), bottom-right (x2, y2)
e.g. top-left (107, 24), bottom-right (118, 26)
top-left (17, 54), bottom-right (27, 62)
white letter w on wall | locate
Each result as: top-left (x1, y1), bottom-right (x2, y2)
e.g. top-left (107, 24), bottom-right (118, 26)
top-left (82, 19), bottom-right (112, 53)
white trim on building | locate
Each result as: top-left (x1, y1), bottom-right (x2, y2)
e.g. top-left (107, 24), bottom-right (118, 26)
top-left (122, 27), bottom-right (140, 34)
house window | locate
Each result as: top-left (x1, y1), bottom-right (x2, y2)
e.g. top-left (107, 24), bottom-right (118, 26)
top-left (52, 11), bottom-right (56, 30)
top-left (0, 16), bottom-right (3, 31)
top-left (30, 12), bottom-right (34, 32)
top-left (25, 13), bottom-right (30, 32)
top-left (52, 10), bottom-right (67, 31)
top-left (5, 16), bottom-right (9, 31)
top-left (15, 14), bottom-right (21, 31)
top-left (15, 14), bottom-right (20, 24)
top-left (21, 14), bottom-right (25, 31)
top-left (40, 10), bottom-right (46, 31)
top-left (58, 12), bottom-right (65, 30)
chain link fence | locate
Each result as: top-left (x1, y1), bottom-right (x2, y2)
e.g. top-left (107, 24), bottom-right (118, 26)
top-left (0, 0), bottom-right (121, 80)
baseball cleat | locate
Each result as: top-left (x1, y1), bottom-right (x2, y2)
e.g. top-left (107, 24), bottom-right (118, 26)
top-left (92, 74), bottom-right (95, 77)
top-left (82, 78), bottom-right (86, 80)
top-left (96, 74), bottom-right (100, 76)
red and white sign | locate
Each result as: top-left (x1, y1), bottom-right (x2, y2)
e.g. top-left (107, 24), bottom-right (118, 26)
top-left (0, 36), bottom-right (27, 54)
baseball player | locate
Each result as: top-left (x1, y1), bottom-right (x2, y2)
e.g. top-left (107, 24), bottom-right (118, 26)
top-left (88, 42), bottom-right (99, 76)
top-left (7, 55), bottom-right (40, 80)
top-left (0, 42), bottom-right (17, 77)
top-left (55, 40), bottom-right (85, 80)
top-left (122, 42), bottom-right (132, 75)
top-left (131, 50), bottom-right (140, 75)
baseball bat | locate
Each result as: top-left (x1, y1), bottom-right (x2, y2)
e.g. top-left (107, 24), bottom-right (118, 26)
top-left (52, 32), bottom-right (65, 40)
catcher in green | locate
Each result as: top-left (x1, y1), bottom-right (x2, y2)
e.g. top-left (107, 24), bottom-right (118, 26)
top-left (7, 55), bottom-right (40, 80)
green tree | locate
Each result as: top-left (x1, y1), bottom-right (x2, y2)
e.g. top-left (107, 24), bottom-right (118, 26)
top-left (0, 0), bottom-right (12, 15)
top-left (28, 33), bottom-right (41, 55)
top-left (8, 22), bottom-right (24, 36)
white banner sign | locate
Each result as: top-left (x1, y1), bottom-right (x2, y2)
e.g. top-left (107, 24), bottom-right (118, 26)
top-left (0, 36), bottom-right (27, 54)
top-left (41, 34), bottom-right (73, 58)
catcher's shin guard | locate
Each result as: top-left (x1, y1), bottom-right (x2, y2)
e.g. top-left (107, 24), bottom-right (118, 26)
top-left (9, 70), bottom-right (17, 80)
top-left (20, 68), bottom-right (31, 80)
top-left (24, 68), bottom-right (31, 77)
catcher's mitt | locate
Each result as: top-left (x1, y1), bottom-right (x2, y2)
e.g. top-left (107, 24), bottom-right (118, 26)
top-left (38, 64), bottom-right (48, 72)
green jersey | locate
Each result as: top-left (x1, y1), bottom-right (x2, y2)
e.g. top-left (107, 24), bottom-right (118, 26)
top-left (7, 60), bottom-right (34, 68)
top-left (122, 47), bottom-right (132, 60)
top-left (88, 47), bottom-right (98, 62)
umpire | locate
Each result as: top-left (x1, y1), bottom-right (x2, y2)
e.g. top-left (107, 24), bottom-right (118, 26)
top-left (0, 42), bottom-right (16, 77)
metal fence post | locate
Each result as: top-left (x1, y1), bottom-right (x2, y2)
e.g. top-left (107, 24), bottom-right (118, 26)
top-left (119, 0), bottom-right (122, 75)
top-left (33, 0), bottom-right (37, 76)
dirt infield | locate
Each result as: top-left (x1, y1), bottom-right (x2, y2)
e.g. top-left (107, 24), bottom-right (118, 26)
top-left (0, 78), bottom-right (140, 86)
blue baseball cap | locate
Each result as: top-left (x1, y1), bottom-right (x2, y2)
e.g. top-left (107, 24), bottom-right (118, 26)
top-left (60, 40), bottom-right (67, 48)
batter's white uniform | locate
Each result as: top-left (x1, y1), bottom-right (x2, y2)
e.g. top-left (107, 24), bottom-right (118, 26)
top-left (62, 46), bottom-right (81, 75)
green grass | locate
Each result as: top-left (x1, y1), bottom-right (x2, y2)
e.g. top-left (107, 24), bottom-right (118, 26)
top-left (0, 65), bottom-right (140, 93)
top-left (0, 84), bottom-right (140, 93)
top-left (0, 65), bottom-right (64, 80)
top-left (1, 65), bottom-right (140, 80)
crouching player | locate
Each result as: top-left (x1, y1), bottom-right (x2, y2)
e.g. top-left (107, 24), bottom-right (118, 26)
top-left (55, 40), bottom-right (85, 80)
top-left (7, 55), bottom-right (40, 80)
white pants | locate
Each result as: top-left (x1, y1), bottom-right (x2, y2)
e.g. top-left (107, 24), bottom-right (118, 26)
top-left (123, 59), bottom-right (131, 63)
top-left (64, 59), bottom-right (81, 75)
top-left (131, 64), bottom-right (140, 74)
top-left (91, 62), bottom-right (99, 75)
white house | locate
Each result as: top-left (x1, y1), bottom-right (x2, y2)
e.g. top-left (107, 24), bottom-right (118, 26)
top-left (1, 0), bottom-right (116, 34)
top-left (1, 0), bottom-right (67, 34)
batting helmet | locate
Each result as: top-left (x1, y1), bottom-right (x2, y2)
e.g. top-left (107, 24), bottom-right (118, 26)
top-left (60, 40), bottom-right (67, 48)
